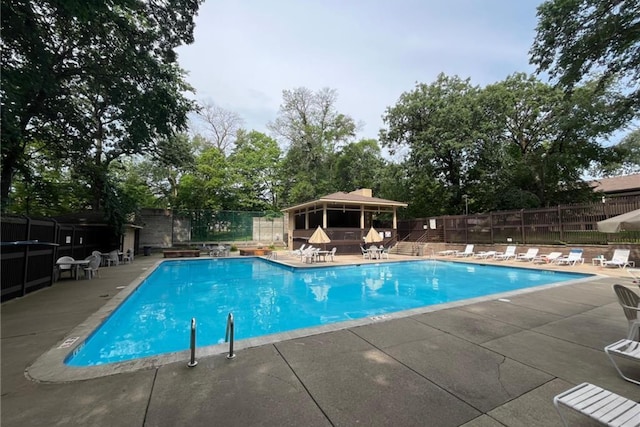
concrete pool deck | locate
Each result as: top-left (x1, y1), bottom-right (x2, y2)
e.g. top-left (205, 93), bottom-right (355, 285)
top-left (2, 251), bottom-right (640, 426)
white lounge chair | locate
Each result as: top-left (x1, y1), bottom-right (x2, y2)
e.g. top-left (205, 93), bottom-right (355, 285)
top-left (555, 249), bottom-right (584, 266)
top-left (436, 249), bottom-right (457, 256)
top-left (516, 248), bottom-right (539, 262)
top-left (474, 251), bottom-right (497, 259)
top-left (603, 249), bottom-right (635, 269)
top-left (454, 244), bottom-right (474, 257)
top-left (494, 246), bottom-right (517, 261)
top-left (553, 382), bottom-right (640, 427)
top-left (533, 252), bottom-right (563, 264)
top-left (604, 338), bottom-right (640, 385)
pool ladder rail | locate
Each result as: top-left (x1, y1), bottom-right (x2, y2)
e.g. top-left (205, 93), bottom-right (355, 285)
top-left (225, 312), bottom-right (236, 359)
top-left (187, 312), bottom-right (236, 368)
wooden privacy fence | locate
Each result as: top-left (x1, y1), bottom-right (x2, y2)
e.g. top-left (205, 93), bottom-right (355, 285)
top-left (1, 215), bottom-right (120, 302)
top-left (399, 196), bottom-right (640, 245)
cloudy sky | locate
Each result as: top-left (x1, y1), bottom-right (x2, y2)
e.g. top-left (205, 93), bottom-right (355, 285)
top-left (177, 0), bottom-right (544, 141)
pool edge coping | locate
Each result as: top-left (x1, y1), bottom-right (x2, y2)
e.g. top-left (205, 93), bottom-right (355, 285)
top-left (25, 257), bottom-right (600, 383)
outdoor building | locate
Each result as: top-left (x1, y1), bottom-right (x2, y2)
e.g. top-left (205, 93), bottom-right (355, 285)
top-left (590, 173), bottom-right (640, 198)
top-left (282, 189), bottom-right (408, 254)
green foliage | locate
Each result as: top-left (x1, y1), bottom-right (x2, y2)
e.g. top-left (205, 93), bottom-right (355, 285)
top-left (380, 74), bottom-right (481, 215)
top-left (1, 0), bottom-right (202, 215)
top-left (594, 129), bottom-right (640, 176)
top-left (334, 139), bottom-right (386, 193)
top-left (269, 87), bottom-right (356, 204)
top-left (227, 130), bottom-right (282, 211)
top-left (530, 0), bottom-right (640, 122)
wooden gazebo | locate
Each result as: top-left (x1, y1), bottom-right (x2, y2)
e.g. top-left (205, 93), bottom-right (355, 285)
top-left (282, 189), bottom-right (408, 254)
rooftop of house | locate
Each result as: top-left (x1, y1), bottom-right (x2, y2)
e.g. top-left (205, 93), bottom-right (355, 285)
top-left (589, 173), bottom-right (640, 194)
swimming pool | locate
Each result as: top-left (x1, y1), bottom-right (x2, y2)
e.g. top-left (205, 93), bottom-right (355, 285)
top-left (65, 258), bottom-right (590, 367)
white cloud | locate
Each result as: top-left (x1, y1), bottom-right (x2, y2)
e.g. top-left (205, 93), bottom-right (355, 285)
top-left (177, 0), bottom-right (543, 140)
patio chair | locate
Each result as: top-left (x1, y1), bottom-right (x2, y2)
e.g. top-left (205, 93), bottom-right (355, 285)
top-left (122, 249), bottom-right (133, 264)
top-left (553, 382), bottom-right (640, 427)
top-left (494, 246), bottom-right (517, 261)
top-left (454, 244), bottom-right (474, 257)
top-left (328, 247), bottom-right (337, 261)
top-left (603, 249), bottom-right (634, 269)
top-left (56, 256), bottom-right (75, 279)
top-left (106, 250), bottom-right (120, 267)
top-left (516, 248), bottom-right (539, 262)
top-left (604, 338), bottom-right (640, 385)
top-left (83, 254), bottom-right (101, 279)
top-left (533, 252), bottom-right (563, 264)
top-left (555, 249), bottom-right (584, 266)
top-left (360, 245), bottom-right (371, 260)
top-left (378, 245), bottom-right (389, 259)
top-left (291, 244), bottom-right (306, 257)
top-left (613, 284), bottom-right (640, 340)
top-left (301, 247), bottom-right (319, 263)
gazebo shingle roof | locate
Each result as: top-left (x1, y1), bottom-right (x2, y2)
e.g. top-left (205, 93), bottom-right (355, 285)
top-left (282, 190), bottom-right (407, 211)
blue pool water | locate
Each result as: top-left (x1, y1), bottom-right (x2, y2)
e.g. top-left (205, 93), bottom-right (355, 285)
top-left (66, 258), bottom-right (589, 366)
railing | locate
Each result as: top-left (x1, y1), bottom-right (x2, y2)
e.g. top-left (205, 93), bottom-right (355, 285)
top-left (399, 195), bottom-right (640, 245)
top-left (225, 313), bottom-right (236, 359)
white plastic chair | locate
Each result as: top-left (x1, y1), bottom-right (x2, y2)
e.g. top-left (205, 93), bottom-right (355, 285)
top-left (106, 250), bottom-right (120, 267)
top-left (604, 249), bottom-right (634, 269)
top-left (83, 255), bottom-right (101, 279)
top-left (122, 249), bottom-right (133, 264)
top-left (56, 256), bottom-right (75, 279)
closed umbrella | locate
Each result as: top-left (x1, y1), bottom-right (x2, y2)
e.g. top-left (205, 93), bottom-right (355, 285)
top-left (597, 209), bottom-right (640, 233)
top-left (364, 227), bottom-right (383, 244)
top-left (308, 226), bottom-right (331, 249)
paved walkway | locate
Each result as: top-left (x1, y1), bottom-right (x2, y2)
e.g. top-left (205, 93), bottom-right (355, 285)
top-left (2, 252), bottom-right (639, 426)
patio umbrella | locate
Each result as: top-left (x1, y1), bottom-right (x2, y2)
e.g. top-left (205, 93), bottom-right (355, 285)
top-left (364, 226), bottom-right (383, 244)
top-left (308, 226), bottom-right (331, 249)
top-left (597, 208), bottom-right (640, 233)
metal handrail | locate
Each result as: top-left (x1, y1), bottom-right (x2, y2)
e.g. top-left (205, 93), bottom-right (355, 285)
top-left (225, 312), bottom-right (236, 359)
top-left (187, 317), bottom-right (198, 367)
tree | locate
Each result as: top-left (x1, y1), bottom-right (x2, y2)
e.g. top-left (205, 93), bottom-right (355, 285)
top-left (334, 139), bottom-right (386, 193)
top-left (594, 129), bottom-right (640, 176)
top-left (530, 0), bottom-right (640, 122)
top-left (195, 102), bottom-right (245, 155)
top-left (380, 74), bottom-right (481, 216)
top-left (268, 87), bottom-right (356, 204)
top-left (1, 0), bottom-right (202, 213)
top-left (227, 130), bottom-right (282, 211)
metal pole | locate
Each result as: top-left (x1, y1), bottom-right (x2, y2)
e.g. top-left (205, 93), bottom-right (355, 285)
top-left (225, 312), bottom-right (236, 359)
top-left (187, 318), bottom-right (198, 367)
